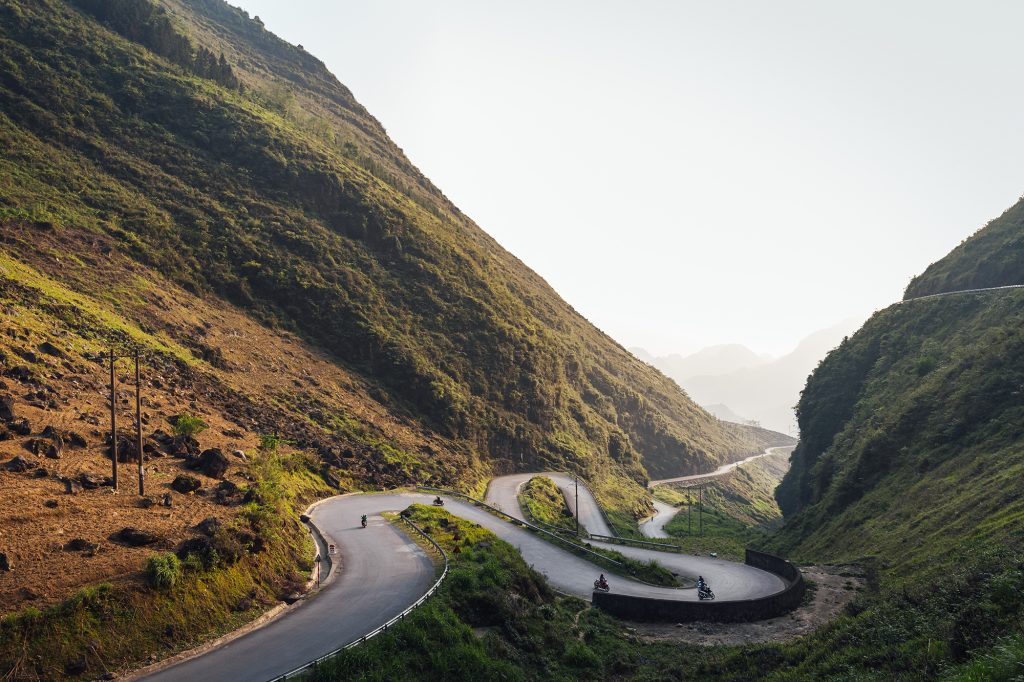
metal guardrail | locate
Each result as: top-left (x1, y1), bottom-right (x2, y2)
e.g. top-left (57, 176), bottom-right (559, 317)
top-left (268, 516), bottom-right (449, 681)
top-left (417, 486), bottom-right (628, 569)
top-left (587, 534), bottom-right (687, 553)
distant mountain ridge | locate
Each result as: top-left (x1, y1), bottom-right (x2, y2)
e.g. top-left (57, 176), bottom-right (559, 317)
top-left (634, 321), bottom-right (859, 433)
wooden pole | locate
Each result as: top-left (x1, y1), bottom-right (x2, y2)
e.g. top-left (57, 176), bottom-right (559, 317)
top-left (699, 485), bottom-right (704, 536)
top-left (688, 488), bottom-right (691, 534)
top-left (135, 349), bottom-right (144, 496)
top-left (574, 473), bottom-right (579, 537)
top-left (109, 349), bottom-right (117, 491)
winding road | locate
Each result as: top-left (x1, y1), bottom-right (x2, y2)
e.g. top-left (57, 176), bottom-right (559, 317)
top-left (140, 475), bottom-right (787, 681)
top-left (639, 445), bottom-right (795, 537)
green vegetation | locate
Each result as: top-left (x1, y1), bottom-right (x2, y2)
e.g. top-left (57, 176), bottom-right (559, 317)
top-left (511, 477), bottom-right (679, 586)
top-left (0, 448), bottom-right (329, 679)
top-left (306, 506), bottom-right (1024, 680)
top-left (518, 476), bottom-right (579, 534)
top-left (773, 291), bottom-right (1024, 575)
top-left (144, 553), bottom-right (182, 590)
top-left (172, 412), bottom-right (209, 439)
top-left (654, 453), bottom-right (788, 560)
top-left (768, 200), bottom-right (1024, 676)
top-left (905, 195), bottom-right (1024, 298)
top-left (0, 0), bottom-right (785, 503)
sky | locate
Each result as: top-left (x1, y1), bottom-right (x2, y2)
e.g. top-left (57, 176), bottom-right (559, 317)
top-left (234, 0), bottom-right (1024, 357)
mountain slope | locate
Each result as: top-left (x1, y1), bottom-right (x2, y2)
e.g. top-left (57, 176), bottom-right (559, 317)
top-left (774, 201), bottom-right (1024, 575)
top-left (905, 194), bottom-right (1024, 298)
top-left (0, 0), bottom-right (785, 496)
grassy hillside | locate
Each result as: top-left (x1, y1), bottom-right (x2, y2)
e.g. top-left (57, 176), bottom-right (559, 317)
top-left (654, 451), bottom-right (788, 560)
top-left (0, 0), bottom-right (788, 493)
top-left (773, 291), bottom-right (1024, 574)
top-left (905, 194), bottom-right (1024, 298)
top-left (768, 199), bottom-right (1024, 674)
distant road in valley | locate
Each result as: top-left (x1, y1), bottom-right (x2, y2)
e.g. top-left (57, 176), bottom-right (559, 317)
top-left (647, 445), bottom-right (794, 488)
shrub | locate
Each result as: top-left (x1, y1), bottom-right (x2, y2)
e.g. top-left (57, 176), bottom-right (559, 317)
top-left (172, 413), bottom-right (208, 438)
top-left (144, 553), bottom-right (182, 590)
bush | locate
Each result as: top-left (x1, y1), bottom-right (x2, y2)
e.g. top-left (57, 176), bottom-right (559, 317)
top-left (172, 413), bottom-right (208, 439)
top-left (144, 553), bottom-right (182, 590)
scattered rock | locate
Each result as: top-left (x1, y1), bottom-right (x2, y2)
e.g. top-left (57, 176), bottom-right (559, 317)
top-left (214, 480), bottom-right (240, 504)
top-left (138, 497), bottom-right (155, 509)
top-left (64, 478), bottom-right (84, 495)
top-left (31, 467), bottom-right (49, 479)
top-left (5, 365), bottom-right (33, 382)
top-left (0, 394), bottom-right (14, 421)
top-left (223, 428), bottom-right (244, 439)
top-left (242, 488), bottom-right (263, 505)
top-left (171, 474), bottom-right (202, 494)
top-left (232, 449), bottom-right (247, 462)
top-left (37, 341), bottom-right (65, 358)
top-left (78, 473), bottom-right (111, 490)
top-left (193, 517), bottom-right (221, 536)
top-left (43, 499), bottom-right (58, 508)
top-left (233, 596), bottom-right (253, 612)
top-left (4, 455), bottom-right (38, 472)
top-left (176, 536), bottom-right (214, 562)
top-left (193, 448), bottom-right (229, 479)
top-left (111, 527), bottom-right (159, 547)
top-left (0, 426), bottom-right (10, 441)
top-left (24, 436), bottom-right (61, 459)
top-left (160, 492), bottom-right (173, 507)
top-left (66, 431), bottom-right (88, 448)
top-left (63, 657), bottom-right (87, 676)
top-left (9, 418), bottom-right (30, 436)
top-left (0, 553), bottom-right (9, 571)
top-left (64, 538), bottom-right (95, 552)
top-left (106, 432), bottom-right (146, 463)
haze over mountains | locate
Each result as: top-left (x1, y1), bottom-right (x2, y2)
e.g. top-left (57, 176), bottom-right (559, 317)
top-left (633, 319), bottom-right (861, 434)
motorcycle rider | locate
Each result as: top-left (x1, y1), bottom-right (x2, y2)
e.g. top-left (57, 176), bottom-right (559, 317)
top-left (696, 575), bottom-right (708, 593)
top-left (595, 573), bottom-right (609, 591)
top-left (361, 514), bottom-right (367, 528)
top-left (434, 496), bottom-right (444, 506)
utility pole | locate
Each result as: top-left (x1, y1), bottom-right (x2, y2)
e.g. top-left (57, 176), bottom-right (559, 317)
top-left (109, 349), bottom-right (118, 491)
top-left (574, 471), bottom-right (580, 537)
top-left (699, 485), bottom-right (704, 536)
top-left (135, 348), bottom-right (144, 496)
top-left (688, 488), bottom-right (692, 534)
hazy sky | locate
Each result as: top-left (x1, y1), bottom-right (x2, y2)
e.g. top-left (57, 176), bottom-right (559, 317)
top-left (234, 0), bottom-right (1024, 356)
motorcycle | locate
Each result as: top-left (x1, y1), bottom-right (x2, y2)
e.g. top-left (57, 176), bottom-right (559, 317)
top-left (593, 578), bottom-right (610, 592)
top-left (432, 497), bottom-right (445, 506)
top-left (697, 585), bottom-right (715, 600)
top-left (360, 515), bottom-right (368, 528)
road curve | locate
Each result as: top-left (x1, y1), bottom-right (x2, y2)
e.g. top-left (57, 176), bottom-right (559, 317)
top-left (142, 485), bottom-right (786, 681)
top-left (482, 472), bottom-right (784, 598)
top-left (647, 445), bottom-right (794, 488)
top-left (485, 471), bottom-right (614, 536)
top-left (639, 500), bottom-right (675, 539)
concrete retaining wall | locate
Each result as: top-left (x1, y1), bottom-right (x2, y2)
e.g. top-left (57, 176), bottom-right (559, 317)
top-left (592, 549), bottom-right (805, 623)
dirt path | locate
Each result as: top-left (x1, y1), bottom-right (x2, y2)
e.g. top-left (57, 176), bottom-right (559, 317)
top-left (624, 564), bottom-right (865, 646)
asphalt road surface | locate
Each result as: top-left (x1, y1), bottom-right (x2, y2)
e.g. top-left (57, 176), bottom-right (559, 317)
top-left (482, 472), bottom-right (784, 598)
top-left (647, 445), bottom-right (794, 487)
top-left (142, 483), bottom-right (786, 681)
